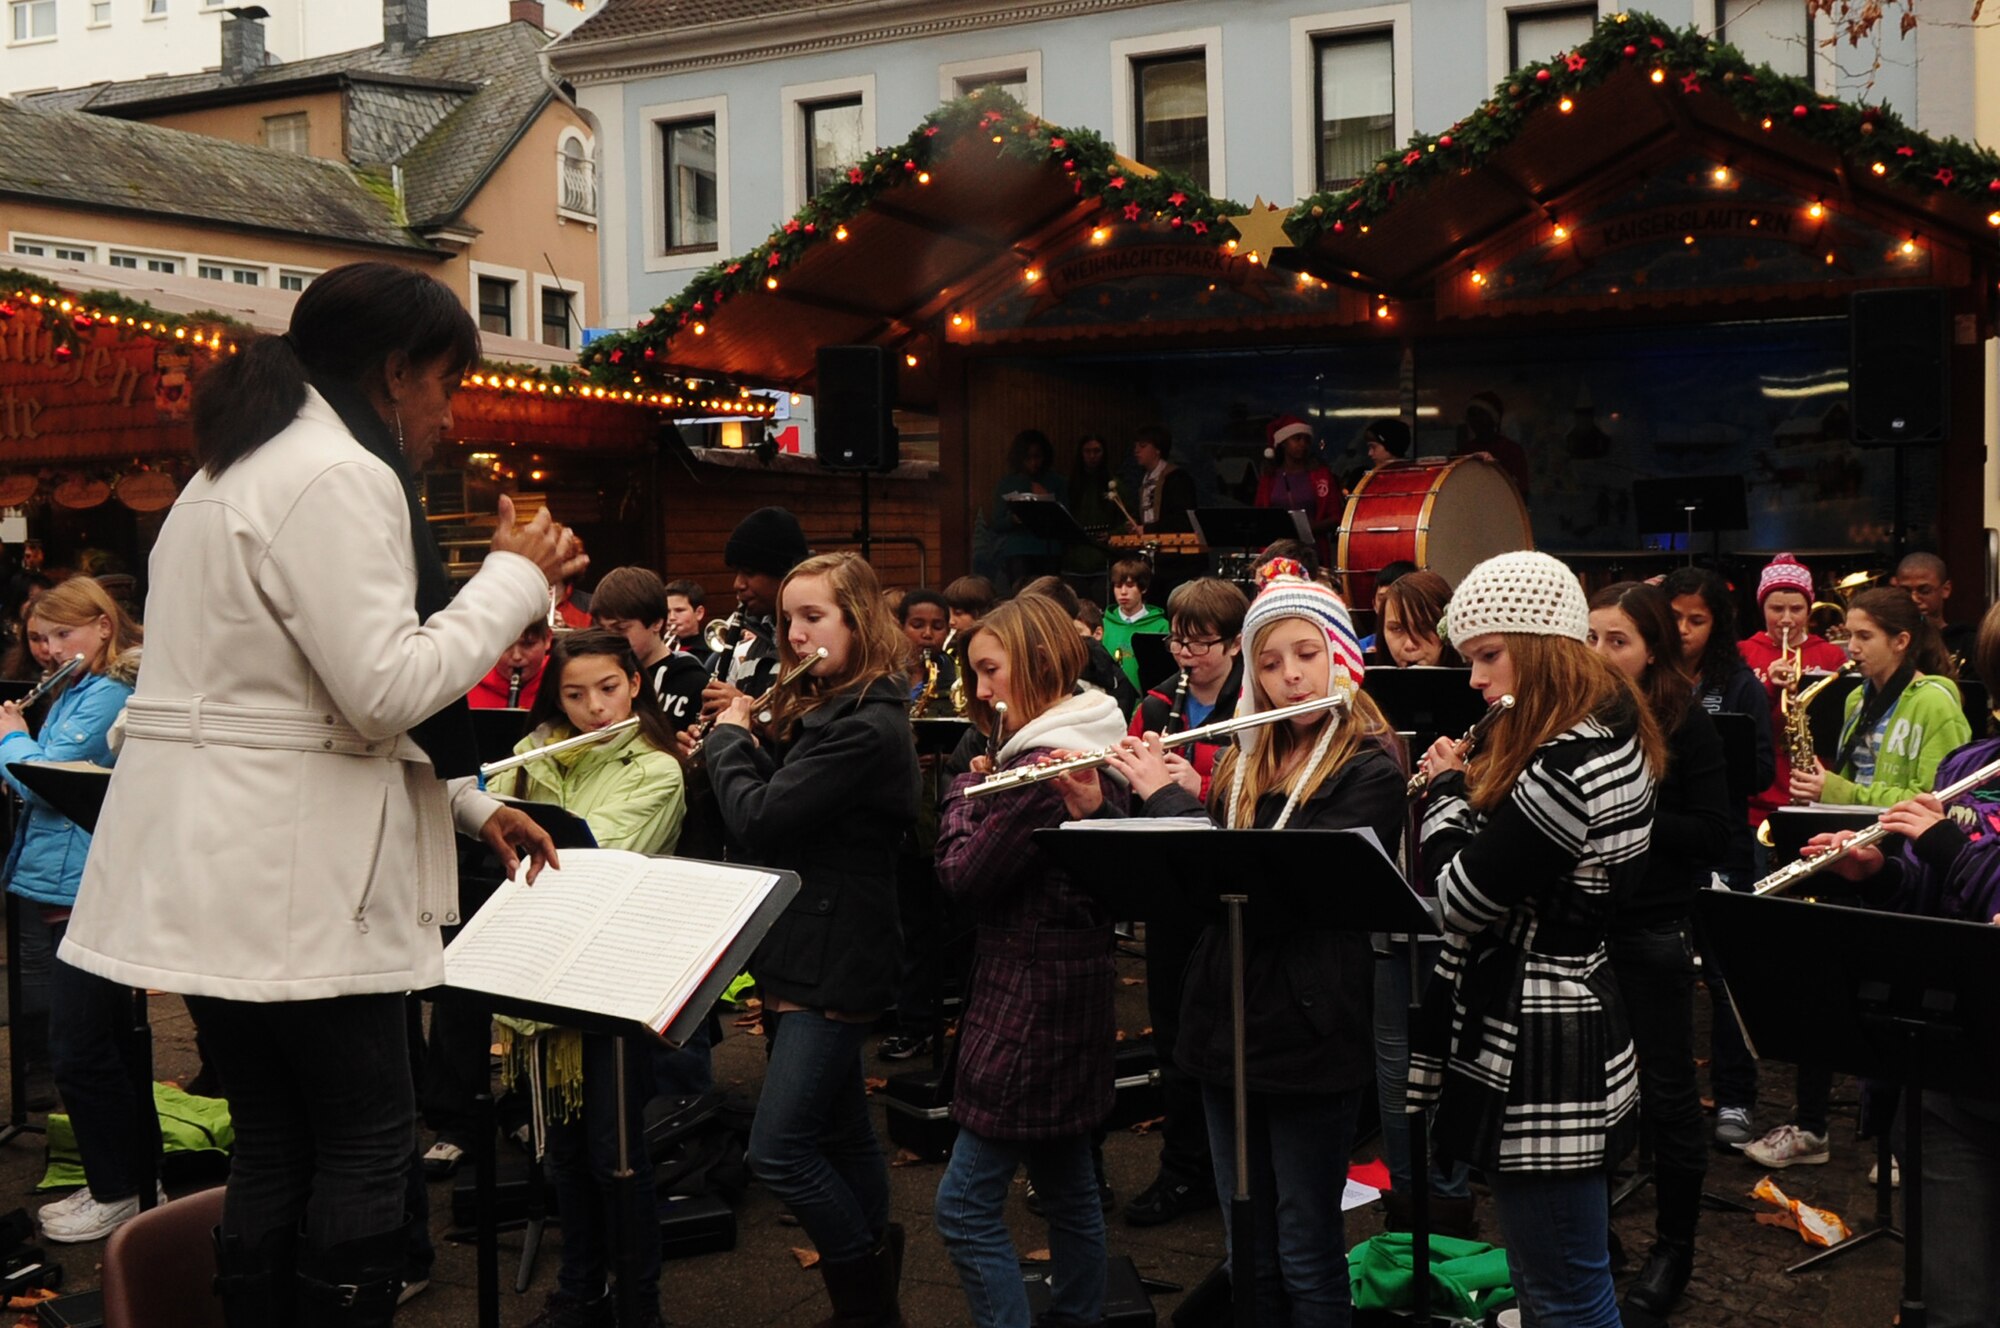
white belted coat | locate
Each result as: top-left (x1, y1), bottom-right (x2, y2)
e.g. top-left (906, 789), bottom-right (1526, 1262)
top-left (60, 389), bottom-right (549, 1001)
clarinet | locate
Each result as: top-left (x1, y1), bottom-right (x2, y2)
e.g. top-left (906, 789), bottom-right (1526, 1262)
top-left (1159, 669), bottom-right (1191, 737)
top-left (506, 667), bottom-right (524, 708)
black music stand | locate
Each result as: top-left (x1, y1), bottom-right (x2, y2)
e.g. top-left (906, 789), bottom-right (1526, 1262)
top-left (1632, 475), bottom-right (1748, 564)
top-left (471, 709), bottom-right (534, 766)
top-left (1364, 669), bottom-right (1485, 751)
top-left (913, 717), bottom-right (974, 756)
top-left (1004, 494), bottom-right (1097, 553)
top-left (1694, 891), bottom-right (2000, 1328)
top-left (1766, 806), bottom-right (1878, 868)
top-left (1127, 634), bottom-right (1178, 695)
top-left (1188, 508), bottom-right (1309, 551)
top-left (443, 856), bottom-right (798, 1328)
top-left (1037, 827), bottom-right (1434, 1328)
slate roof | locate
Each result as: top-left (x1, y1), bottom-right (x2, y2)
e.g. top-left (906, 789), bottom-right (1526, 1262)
top-left (564, 0), bottom-right (890, 44)
top-left (0, 98), bottom-right (431, 252)
top-left (22, 21), bottom-right (556, 229)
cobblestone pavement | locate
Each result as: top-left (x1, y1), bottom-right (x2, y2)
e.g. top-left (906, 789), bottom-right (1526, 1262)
top-left (0, 964), bottom-right (1911, 1327)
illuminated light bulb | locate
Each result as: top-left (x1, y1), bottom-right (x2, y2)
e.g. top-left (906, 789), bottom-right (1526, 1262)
top-left (504, 378), bottom-right (518, 389)
top-left (1297, 271), bottom-right (1314, 286)
top-left (1552, 224), bottom-right (1570, 241)
top-left (1761, 117), bottom-right (1774, 130)
top-left (790, 393), bottom-right (802, 404)
top-left (1225, 239), bottom-right (1238, 252)
top-left (917, 171), bottom-right (931, 184)
top-left (1988, 211), bottom-right (2000, 227)
top-left (1650, 68), bottom-right (1666, 84)
top-left (950, 313), bottom-right (965, 327)
top-left (1683, 235), bottom-right (1695, 246)
top-left (1023, 267), bottom-right (1041, 283)
top-left (1469, 270), bottom-right (1486, 286)
top-left (693, 323), bottom-right (706, 335)
top-left (1091, 227), bottom-right (1109, 244)
top-left (1871, 162), bottom-right (1887, 176)
top-left (905, 353), bottom-right (919, 367)
top-left (1901, 237), bottom-right (1917, 256)
top-left (1246, 252), bottom-right (1261, 265)
top-left (1359, 224), bottom-right (1370, 234)
top-left (1558, 97), bottom-right (1574, 114)
top-left (1808, 201), bottom-right (1826, 219)
top-left (766, 277), bottom-right (779, 289)
top-left (1825, 252), bottom-right (1836, 265)
top-left (1375, 303), bottom-right (1391, 319)
top-left (835, 225), bottom-right (849, 241)
top-left (1712, 165), bottom-right (1730, 183)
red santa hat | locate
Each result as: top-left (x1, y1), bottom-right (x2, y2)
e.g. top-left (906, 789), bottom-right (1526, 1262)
top-left (1264, 413), bottom-right (1313, 460)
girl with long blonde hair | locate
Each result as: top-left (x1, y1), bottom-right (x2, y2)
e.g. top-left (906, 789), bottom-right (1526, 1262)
top-left (704, 551), bottom-right (919, 1326)
top-left (1408, 551), bottom-right (1664, 1328)
top-left (1074, 565), bottom-right (1405, 1324)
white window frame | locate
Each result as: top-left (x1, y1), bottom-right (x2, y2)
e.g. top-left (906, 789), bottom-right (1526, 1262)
top-left (145, 0), bottom-right (167, 16)
top-left (641, 93), bottom-right (728, 275)
top-left (229, 266), bottom-right (263, 286)
top-left (8, 239), bottom-right (45, 257)
top-left (1290, 6), bottom-right (1412, 201)
top-left (780, 74), bottom-right (876, 219)
top-left (8, 0), bottom-right (56, 45)
top-left (1109, 26), bottom-right (1225, 197)
top-left (9, 232), bottom-right (97, 260)
top-left (937, 51), bottom-right (1042, 116)
top-left (197, 261), bottom-right (224, 280)
top-left (109, 247), bottom-right (181, 274)
top-left (469, 260), bottom-right (527, 339)
top-left (88, 0), bottom-right (110, 28)
top-left (262, 111), bottom-right (309, 154)
top-left (534, 277), bottom-right (585, 350)
top-left (555, 127), bottom-right (596, 223)
top-left (1695, 0), bottom-right (1825, 93)
top-left (1487, 0), bottom-right (1608, 87)
top-left (277, 267), bottom-right (317, 291)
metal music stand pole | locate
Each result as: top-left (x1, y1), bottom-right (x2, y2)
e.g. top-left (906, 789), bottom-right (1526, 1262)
top-left (1223, 894), bottom-right (1254, 1328)
top-left (0, 891), bottom-right (42, 1145)
top-left (612, 1035), bottom-right (646, 1328)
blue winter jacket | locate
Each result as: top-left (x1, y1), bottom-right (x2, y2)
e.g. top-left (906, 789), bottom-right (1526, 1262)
top-left (2, 663), bottom-right (134, 908)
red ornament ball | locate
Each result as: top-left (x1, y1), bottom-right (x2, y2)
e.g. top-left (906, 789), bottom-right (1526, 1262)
top-left (1623, 44), bottom-right (1637, 57)
top-left (1535, 69), bottom-right (1552, 83)
top-left (1792, 105), bottom-right (1809, 118)
top-left (1439, 134), bottom-right (1454, 148)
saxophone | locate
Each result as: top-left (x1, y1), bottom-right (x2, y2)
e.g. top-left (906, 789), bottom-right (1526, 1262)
top-left (1756, 659), bottom-right (1858, 846)
top-left (912, 648), bottom-right (941, 718)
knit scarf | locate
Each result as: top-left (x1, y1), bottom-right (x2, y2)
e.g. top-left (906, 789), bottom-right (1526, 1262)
top-left (1834, 660), bottom-right (1916, 778)
top-left (308, 377), bottom-right (480, 779)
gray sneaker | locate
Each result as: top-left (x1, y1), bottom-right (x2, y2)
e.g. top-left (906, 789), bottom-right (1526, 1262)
top-left (1714, 1105), bottom-right (1756, 1149)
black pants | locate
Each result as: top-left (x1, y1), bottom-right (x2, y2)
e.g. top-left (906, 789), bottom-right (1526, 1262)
top-left (187, 992), bottom-right (414, 1251)
top-left (1143, 912), bottom-right (1212, 1187)
top-left (1608, 918), bottom-right (1709, 1177)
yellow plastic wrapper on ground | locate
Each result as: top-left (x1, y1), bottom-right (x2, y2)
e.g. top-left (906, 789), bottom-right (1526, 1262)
top-left (1751, 1176), bottom-right (1853, 1247)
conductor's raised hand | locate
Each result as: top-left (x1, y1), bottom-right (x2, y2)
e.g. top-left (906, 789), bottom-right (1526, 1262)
top-left (491, 494), bottom-right (588, 588)
top-left (478, 804), bottom-right (561, 885)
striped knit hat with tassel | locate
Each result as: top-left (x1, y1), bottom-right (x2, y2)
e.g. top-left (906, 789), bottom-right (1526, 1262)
top-left (1232, 559), bottom-right (1364, 755)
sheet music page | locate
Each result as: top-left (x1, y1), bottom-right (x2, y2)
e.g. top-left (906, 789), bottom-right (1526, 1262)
top-left (543, 858), bottom-right (778, 1031)
top-left (1058, 816), bottom-right (1215, 831)
top-left (444, 850), bottom-right (646, 1004)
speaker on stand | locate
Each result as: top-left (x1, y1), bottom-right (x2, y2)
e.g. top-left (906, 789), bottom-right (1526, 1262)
top-left (815, 345), bottom-right (899, 561)
top-left (1849, 288), bottom-right (1949, 562)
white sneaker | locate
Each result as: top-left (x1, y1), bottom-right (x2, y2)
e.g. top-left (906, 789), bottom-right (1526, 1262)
top-left (39, 1184), bottom-right (167, 1244)
top-left (1868, 1157), bottom-right (1901, 1188)
top-left (36, 1188), bottom-right (99, 1224)
top-left (1743, 1124), bottom-right (1831, 1168)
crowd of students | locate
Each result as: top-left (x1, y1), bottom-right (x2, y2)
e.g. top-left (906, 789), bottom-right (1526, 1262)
top-left (6, 466), bottom-right (1998, 1327)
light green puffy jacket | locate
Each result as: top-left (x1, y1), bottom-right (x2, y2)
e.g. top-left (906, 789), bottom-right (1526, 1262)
top-left (508, 724), bottom-right (686, 854)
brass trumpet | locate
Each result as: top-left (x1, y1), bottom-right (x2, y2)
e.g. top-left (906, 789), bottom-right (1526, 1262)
top-left (687, 648), bottom-right (827, 757)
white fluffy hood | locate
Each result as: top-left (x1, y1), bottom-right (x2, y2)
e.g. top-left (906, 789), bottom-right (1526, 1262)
top-left (997, 688), bottom-right (1128, 765)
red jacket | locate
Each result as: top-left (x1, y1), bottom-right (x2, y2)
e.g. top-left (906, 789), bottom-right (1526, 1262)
top-left (1737, 630), bottom-right (1848, 824)
top-left (468, 658), bottom-right (544, 710)
top-left (1254, 465), bottom-right (1344, 564)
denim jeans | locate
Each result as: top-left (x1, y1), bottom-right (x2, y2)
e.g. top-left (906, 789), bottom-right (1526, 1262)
top-left (186, 992), bottom-right (415, 1251)
top-left (746, 1010), bottom-right (888, 1265)
top-left (545, 1033), bottom-right (661, 1300)
top-left (1607, 919), bottom-right (1708, 1177)
top-left (1488, 1171), bottom-right (1620, 1328)
top-left (1695, 870), bottom-right (1758, 1111)
top-left (1373, 945), bottom-right (1471, 1198)
top-left (1202, 1082), bottom-right (1361, 1328)
top-left (47, 922), bottom-right (159, 1201)
top-left (935, 1127), bottom-right (1103, 1328)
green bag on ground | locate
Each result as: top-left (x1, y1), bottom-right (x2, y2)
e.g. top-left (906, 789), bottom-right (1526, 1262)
top-left (39, 1082), bottom-right (233, 1190)
top-left (1349, 1230), bottom-right (1516, 1320)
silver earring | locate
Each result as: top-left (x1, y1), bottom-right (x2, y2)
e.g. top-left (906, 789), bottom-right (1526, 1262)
top-left (393, 406), bottom-right (405, 451)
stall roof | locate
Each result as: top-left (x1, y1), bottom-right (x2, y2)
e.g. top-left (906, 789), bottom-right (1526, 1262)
top-left (1285, 14), bottom-right (2000, 305)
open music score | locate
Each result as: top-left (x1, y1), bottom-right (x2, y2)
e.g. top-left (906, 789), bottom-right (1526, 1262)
top-left (444, 850), bottom-right (794, 1043)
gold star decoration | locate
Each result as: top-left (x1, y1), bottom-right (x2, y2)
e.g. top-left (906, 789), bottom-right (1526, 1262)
top-left (1223, 196), bottom-right (1295, 261)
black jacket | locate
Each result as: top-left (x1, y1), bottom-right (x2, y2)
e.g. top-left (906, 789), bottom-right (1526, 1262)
top-left (1142, 743), bottom-right (1406, 1096)
top-left (704, 674), bottom-right (919, 1011)
top-left (1617, 702), bottom-right (1731, 929)
top-left (644, 652), bottom-right (709, 732)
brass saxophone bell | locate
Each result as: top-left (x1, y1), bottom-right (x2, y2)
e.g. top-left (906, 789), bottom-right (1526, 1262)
top-left (1756, 817), bottom-right (1776, 848)
top-left (703, 611), bottom-right (741, 653)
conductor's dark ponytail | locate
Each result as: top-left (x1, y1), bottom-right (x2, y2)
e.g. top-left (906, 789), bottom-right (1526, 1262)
top-left (193, 262), bottom-right (481, 477)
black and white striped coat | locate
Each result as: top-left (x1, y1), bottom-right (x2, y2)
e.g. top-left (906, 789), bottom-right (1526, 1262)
top-left (1407, 717), bottom-right (1656, 1174)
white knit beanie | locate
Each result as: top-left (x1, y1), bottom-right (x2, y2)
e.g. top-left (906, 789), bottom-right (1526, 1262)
top-left (1446, 551), bottom-right (1589, 649)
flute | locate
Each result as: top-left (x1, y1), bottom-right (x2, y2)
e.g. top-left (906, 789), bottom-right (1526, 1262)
top-left (1753, 751), bottom-right (2000, 896)
top-left (1406, 694), bottom-right (1515, 798)
top-left (963, 689), bottom-right (1350, 799)
top-left (480, 715), bottom-right (640, 778)
top-left (15, 653), bottom-right (86, 709)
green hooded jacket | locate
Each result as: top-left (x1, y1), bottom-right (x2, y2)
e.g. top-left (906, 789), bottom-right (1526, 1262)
top-left (1819, 674), bottom-right (1971, 808)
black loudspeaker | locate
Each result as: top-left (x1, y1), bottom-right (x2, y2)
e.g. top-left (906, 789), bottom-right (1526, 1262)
top-left (816, 345), bottom-right (899, 471)
top-left (1850, 288), bottom-right (1948, 446)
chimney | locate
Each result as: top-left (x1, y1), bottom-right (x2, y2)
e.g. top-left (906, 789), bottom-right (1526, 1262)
top-left (383, 0), bottom-right (428, 51)
top-left (509, 0), bottom-right (545, 26)
top-left (220, 5), bottom-right (268, 83)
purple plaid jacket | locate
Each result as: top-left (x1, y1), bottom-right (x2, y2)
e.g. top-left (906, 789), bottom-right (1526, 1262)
top-left (936, 752), bottom-right (1128, 1139)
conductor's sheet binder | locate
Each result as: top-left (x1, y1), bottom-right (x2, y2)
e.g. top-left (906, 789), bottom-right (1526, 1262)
top-left (444, 849), bottom-right (794, 1044)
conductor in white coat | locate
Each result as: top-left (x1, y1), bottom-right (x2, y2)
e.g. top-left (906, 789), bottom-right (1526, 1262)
top-left (60, 263), bottom-right (585, 1326)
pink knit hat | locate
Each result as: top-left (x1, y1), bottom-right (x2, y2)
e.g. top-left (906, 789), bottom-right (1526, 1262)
top-left (1757, 553), bottom-right (1814, 604)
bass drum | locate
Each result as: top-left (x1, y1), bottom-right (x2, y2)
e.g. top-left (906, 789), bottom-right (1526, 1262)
top-left (1336, 457), bottom-right (1532, 608)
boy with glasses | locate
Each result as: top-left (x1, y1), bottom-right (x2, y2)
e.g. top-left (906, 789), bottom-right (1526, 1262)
top-left (1122, 577), bottom-right (1249, 1229)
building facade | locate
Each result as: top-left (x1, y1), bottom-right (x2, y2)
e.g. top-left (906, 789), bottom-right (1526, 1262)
top-left (1, 0), bottom-right (604, 97)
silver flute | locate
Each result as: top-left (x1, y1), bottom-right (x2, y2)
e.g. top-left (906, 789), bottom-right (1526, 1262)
top-left (962, 688), bottom-right (1350, 799)
top-left (1753, 751), bottom-right (2000, 896)
top-left (1406, 694), bottom-right (1515, 798)
top-left (479, 716), bottom-right (640, 779)
top-left (16, 653), bottom-right (86, 708)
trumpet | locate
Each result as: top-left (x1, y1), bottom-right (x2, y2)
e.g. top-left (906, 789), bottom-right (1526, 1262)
top-left (15, 653), bottom-right (86, 709)
top-left (687, 648), bottom-right (828, 756)
top-left (704, 608), bottom-right (745, 655)
top-left (1407, 694), bottom-right (1515, 799)
top-left (480, 716), bottom-right (640, 779)
top-left (962, 688), bottom-right (1350, 799)
top-left (1752, 751), bottom-right (2000, 896)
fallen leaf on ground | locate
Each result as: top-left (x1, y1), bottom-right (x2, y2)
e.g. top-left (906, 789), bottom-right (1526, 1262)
top-left (1021, 1249), bottom-right (1052, 1263)
top-left (890, 1148), bottom-right (930, 1167)
top-left (864, 1077), bottom-right (888, 1094)
top-left (1120, 976), bottom-right (1145, 986)
top-left (791, 1248), bottom-right (821, 1269)
top-left (1140, 1026), bottom-right (1153, 1037)
top-left (1128, 1115), bottom-right (1166, 1135)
